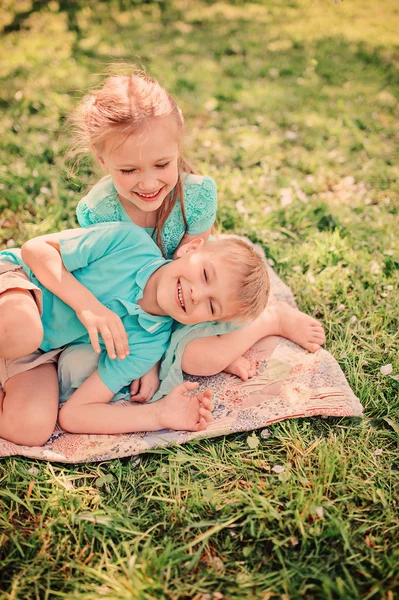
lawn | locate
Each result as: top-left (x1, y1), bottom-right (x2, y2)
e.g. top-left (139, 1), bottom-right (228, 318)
top-left (0, 1), bottom-right (398, 598)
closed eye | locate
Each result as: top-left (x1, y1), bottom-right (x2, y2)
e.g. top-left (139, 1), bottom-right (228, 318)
top-left (209, 300), bottom-right (214, 315)
top-left (121, 169), bottom-right (136, 174)
top-left (203, 269), bottom-right (208, 282)
top-left (156, 162), bottom-right (170, 169)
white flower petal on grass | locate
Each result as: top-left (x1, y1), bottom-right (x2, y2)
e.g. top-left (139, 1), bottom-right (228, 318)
top-left (374, 449), bottom-right (383, 456)
top-left (280, 187), bottom-right (293, 206)
top-left (235, 199), bottom-right (247, 214)
top-left (260, 428), bottom-right (271, 439)
top-left (380, 364), bottom-right (393, 375)
top-left (204, 98), bottom-right (218, 111)
top-left (28, 466), bottom-right (39, 475)
top-left (271, 464), bottom-right (284, 473)
top-left (315, 506), bottom-right (324, 519)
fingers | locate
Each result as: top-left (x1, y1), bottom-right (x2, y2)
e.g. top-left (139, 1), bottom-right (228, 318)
top-left (100, 321), bottom-right (129, 361)
top-left (99, 326), bottom-right (116, 360)
top-left (199, 393), bottom-right (213, 413)
top-left (192, 416), bottom-right (207, 432)
top-left (130, 379), bottom-right (140, 397)
top-left (112, 318), bottom-right (130, 360)
top-left (180, 381), bottom-right (199, 394)
top-left (199, 406), bottom-right (213, 423)
top-left (87, 327), bottom-right (101, 354)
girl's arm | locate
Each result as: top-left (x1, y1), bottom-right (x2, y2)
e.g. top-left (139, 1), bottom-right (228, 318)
top-left (21, 230), bottom-right (129, 360)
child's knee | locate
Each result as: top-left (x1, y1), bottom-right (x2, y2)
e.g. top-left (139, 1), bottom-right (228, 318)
top-left (2, 408), bottom-right (55, 447)
top-left (0, 291), bottom-right (43, 358)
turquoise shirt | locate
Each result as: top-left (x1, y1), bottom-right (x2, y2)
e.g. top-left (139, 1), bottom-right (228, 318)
top-left (76, 174), bottom-right (218, 259)
top-left (0, 223), bottom-right (173, 394)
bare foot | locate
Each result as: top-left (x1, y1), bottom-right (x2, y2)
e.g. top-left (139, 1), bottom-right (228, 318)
top-left (224, 355), bottom-right (257, 381)
top-left (259, 301), bottom-right (325, 353)
top-left (156, 381), bottom-right (213, 432)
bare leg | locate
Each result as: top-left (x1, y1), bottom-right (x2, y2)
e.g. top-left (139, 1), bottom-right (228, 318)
top-left (182, 301), bottom-right (325, 376)
top-left (0, 363), bottom-right (59, 446)
top-left (0, 289), bottom-right (43, 358)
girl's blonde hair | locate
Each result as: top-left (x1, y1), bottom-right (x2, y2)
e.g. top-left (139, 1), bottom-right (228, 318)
top-left (68, 66), bottom-right (194, 255)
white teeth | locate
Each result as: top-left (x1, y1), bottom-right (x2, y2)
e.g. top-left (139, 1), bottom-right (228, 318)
top-left (136, 189), bottom-right (161, 198)
top-left (177, 281), bottom-right (185, 310)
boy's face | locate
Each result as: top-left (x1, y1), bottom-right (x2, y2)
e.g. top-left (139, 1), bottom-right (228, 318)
top-left (156, 242), bottom-right (240, 325)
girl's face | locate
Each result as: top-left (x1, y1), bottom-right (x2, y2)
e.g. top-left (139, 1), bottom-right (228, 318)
top-left (96, 115), bottom-right (180, 213)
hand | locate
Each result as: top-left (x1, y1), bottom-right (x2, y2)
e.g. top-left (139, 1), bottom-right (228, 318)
top-left (76, 302), bottom-right (130, 360)
top-left (223, 355), bottom-right (257, 381)
top-left (156, 381), bottom-right (213, 432)
top-left (130, 365), bottom-right (160, 403)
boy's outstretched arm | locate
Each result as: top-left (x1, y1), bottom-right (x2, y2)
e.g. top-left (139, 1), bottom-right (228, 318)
top-left (182, 302), bottom-right (325, 377)
top-left (58, 371), bottom-right (213, 434)
top-left (21, 230), bottom-right (129, 360)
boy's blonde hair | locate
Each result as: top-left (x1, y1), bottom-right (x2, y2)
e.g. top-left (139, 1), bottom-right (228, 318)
top-left (67, 65), bottom-right (195, 255)
top-left (203, 238), bottom-right (269, 323)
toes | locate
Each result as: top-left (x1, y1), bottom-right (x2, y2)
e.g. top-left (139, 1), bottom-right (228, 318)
top-left (307, 343), bottom-right (321, 353)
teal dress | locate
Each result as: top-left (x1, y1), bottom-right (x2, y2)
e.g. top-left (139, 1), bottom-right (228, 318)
top-left (76, 174), bottom-right (218, 259)
top-left (58, 173), bottom-right (238, 401)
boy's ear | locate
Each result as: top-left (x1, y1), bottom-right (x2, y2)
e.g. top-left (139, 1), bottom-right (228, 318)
top-left (175, 238), bottom-right (204, 258)
top-left (91, 144), bottom-right (107, 171)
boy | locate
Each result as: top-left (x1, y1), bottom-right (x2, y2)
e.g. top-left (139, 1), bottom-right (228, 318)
top-left (0, 222), bottom-right (269, 446)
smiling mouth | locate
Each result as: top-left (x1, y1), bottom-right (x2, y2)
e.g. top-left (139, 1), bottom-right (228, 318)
top-left (133, 187), bottom-right (165, 201)
top-left (177, 279), bottom-right (186, 312)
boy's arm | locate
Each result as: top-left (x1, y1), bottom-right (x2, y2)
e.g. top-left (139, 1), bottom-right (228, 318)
top-left (58, 369), bottom-right (213, 434)
top-left (181, 318), bottom-right (266, 376)
top-left (58, 370), bottom-right (162, 433)
top-left (21, 229), bottom-right (129, 360)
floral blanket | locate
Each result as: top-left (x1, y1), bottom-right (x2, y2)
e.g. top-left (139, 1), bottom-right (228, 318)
top-left (0, 244), bottom-right (362, 463)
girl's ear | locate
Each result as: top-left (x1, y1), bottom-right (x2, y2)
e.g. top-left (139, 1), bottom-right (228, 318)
top-left (91, 144), bottom-right (107, 171)
top-left (175, 238), bottom-right (204, 258)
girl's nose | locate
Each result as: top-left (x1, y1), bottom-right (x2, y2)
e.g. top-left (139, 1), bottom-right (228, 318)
top-left (137, 174), bottom-right (158, 191)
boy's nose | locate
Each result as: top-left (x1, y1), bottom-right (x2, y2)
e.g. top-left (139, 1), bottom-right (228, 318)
top-left (190, 284), bottom-right (205, 306)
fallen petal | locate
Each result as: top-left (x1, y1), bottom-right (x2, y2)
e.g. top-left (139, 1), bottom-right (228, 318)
top-left (380, 364), bottom-right (393, 375)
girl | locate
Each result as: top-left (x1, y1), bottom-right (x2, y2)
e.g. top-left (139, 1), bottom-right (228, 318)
top-left (60, 66), bottom-right (325, 404)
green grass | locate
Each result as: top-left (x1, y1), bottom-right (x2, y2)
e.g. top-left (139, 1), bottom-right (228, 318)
top-left (0, 0), bottom-right (398, 597)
